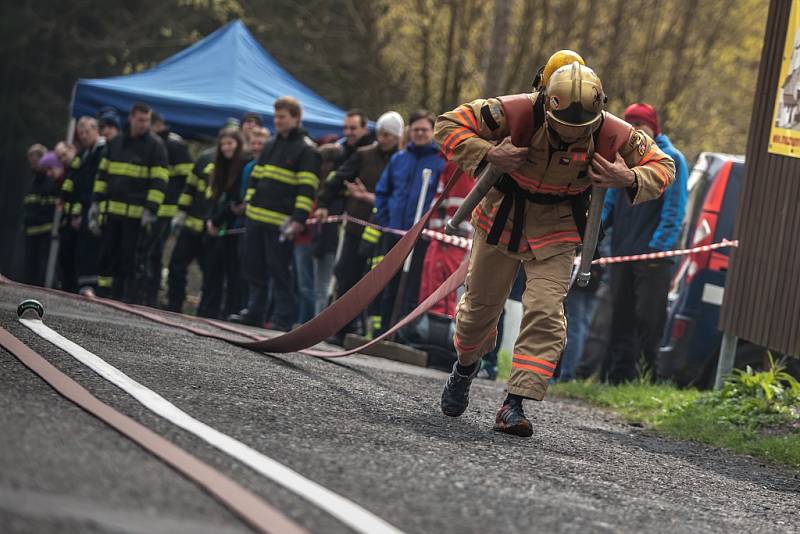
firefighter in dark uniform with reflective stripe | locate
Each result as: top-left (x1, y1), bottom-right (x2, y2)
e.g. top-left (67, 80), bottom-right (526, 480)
top-left (435, 52), bottom-right (675, 436)
top-left (135, 112), bottom-right (194, 306)
top-left (23, 151), bottom-right (62, 286)
top-left (89, 102), bottom-right (169, 301)
top-left (59, 117), bottom-right (106, 293)
top-left (166, 149), bottom-right (213, 313)
top-left (230, 96), bottom-right (321, 330)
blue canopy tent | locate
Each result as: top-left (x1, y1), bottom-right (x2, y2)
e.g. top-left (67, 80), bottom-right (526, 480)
top-left (70, 20), bottom-right (345, 139)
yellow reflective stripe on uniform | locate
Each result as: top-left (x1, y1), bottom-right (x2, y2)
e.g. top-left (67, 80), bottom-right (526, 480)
top-left (106, 201), bottom-right (144, 219)
top-left (186, 172), bottom-right (198, 186)
top-left (24, 194), bottom-right (58, 205)
top-left (97, 276), bottom-right (113, 288)
top-left (245, 204), bottom-right (289, 226)
top-left (362, 226), bottom-right (381, 244)
top-left (324, 170), bottom-right (337, 182)
top-left (107, 161), bottom-right (149, 178)
top-left (197, 179), bottom-right (207, 193)
top-left (178, 193), bottom-right (193, 207)
top-left (70, 156), bottom-right (81, 169)
top-left (245, 187), bottom-right (255, 202)
top-left (71, 202), bottom-right (83, 215)
top-left (98, 157), bottom-right (109, 171)
top-left (370, 255), bottom-right (384, 269)
top-left (170, 163), bottom-right (193, 176)
top-left (150, 166), bottom-right (169, 183)
top-left (25, 222), bottom-right (54, 235)
top-left (296, 171), bottom-right (319, 189)
top-left (251, 164), bottom-right (297, 185)
top-left (157, 204), bottom-right (177, 217)
top-left (185, 216), bottom-right (204, 232)
top-left (61, 178), bottom-right (74, 193)
top-left (203, 162), bottom-right (215, 175)
top-left (93, 179), bottom-right (107, 194)
top-left (147, 189), bottom-right (165, 204)
top-left (294, 195), bottom-right (313, 212)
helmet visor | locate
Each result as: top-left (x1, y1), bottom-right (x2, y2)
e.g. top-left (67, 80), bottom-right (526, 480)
top-left (546, 111), bottom-right (602, 142)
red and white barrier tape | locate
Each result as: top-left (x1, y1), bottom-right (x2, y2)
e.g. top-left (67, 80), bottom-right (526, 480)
top-left (588, 239), bottom-right (739, 266)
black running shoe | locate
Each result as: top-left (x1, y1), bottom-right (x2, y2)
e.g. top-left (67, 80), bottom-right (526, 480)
top-left (440, 362), bottom-right (479, 417)
top-left (493, 401), bottom-right (533, 437)
top-left (227, 309), bottom-right (262, 326)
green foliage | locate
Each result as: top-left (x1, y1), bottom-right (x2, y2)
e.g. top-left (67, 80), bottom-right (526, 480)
top-left (550, 362), bottom-right (800, 469)
top-left (496, 349), bottom-right (511, 382)
top-left (703, 354), bottom-right (800, 428)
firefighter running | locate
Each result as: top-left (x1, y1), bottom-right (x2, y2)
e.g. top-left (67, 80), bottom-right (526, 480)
top-left (434, 51), bottom-right (676, 437)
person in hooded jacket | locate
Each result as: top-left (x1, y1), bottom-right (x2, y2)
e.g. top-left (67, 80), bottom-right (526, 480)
top-left (374, 110), bottom-right (445, 332)
top-left (602, 103), bottom-right (688, 383)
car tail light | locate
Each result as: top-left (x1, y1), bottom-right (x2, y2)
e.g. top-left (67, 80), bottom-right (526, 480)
top-left (671, 317), bottom-right (688, 341)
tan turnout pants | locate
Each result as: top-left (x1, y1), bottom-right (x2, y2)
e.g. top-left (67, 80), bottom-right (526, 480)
top-left (454, 235), bottom-right (574, 400)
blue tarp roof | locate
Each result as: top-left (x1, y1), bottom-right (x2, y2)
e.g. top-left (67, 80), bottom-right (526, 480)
top-left (71, 20), bottom-right (345, 139)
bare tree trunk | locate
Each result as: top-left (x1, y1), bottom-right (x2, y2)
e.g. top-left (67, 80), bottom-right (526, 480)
top-left (482, 0), bottom-right (513, 96)
top-left (504, 0), bottom-right (538, 92)
top-left (449, 0), bottom-right (474, 105)
top-left (439, 0), bottom-right (459, 111)
top-left (417, 0), bottom-right (432, 107)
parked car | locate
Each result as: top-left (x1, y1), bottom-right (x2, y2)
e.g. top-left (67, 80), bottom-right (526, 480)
top-left (658, 153), bottom-right (798, 387)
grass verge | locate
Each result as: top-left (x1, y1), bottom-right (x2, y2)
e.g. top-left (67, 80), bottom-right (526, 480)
top-left (549, 380), bottom-right (800, 469)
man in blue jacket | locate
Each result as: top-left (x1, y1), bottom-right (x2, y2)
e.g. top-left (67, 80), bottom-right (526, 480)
top-left (602, 103), bottom-right (688, 383)
top-left (374, 110), bottom-right (445, 332)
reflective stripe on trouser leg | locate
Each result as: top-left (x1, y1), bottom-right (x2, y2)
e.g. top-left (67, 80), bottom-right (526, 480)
top-left (453, 235), bottom-right (519, 366)
top-left (507, 249), bottom-right (574, 401)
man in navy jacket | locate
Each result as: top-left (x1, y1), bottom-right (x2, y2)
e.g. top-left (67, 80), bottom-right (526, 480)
top-left (374, 110), bottom-right (445, 332)
top-left (602, 103), bottom-right (688, 383)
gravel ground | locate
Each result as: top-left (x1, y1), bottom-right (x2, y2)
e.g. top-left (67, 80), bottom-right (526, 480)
top-left (0, 283), bottom-right (798, 533)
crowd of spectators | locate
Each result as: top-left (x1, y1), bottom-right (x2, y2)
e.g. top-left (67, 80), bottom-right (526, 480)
top-left (19, 96), bottom-right (686, 384)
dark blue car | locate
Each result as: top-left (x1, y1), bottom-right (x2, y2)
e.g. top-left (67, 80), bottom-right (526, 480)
top-left (657, 154), bottom-right (784, 387)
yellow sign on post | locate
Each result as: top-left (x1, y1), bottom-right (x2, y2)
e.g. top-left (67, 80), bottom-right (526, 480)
top-left (770, 0), bottom-right (800, 157)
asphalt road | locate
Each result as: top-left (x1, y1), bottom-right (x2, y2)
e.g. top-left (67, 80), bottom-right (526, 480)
top-left (1, 283), bottom-right (798, 533)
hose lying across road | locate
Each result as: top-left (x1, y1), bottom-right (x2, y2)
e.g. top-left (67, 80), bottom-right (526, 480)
top-left (0, 323), bottom-right (307, 534)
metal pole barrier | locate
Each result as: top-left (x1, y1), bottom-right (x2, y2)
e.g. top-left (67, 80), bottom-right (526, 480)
top-left (714, 331), bottom-right (738, 390)
top-left (576, 186), bottom-right (607, 287)
top-left (388, 168), bottom-right (432, 337)
top-left (44, 207), bottom-right (62, 288)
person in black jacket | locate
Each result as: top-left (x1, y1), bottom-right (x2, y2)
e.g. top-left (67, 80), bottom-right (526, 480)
top-left (229, 97), bottom-right (321, 330)
top-left (198, 128), bottom-right (248, 319)
top-left (89, 102), bottom-right (169, 301)
top-left (23, 151), bottom-right (61, 286)
top-left (311, 110), bottom-right (373, 314)
top-left (133, 112), bottom-right (194, 306)
top-left (59, 117), bottom-right (105, 293)
top-left (166, 148), bottom-right (213, 313)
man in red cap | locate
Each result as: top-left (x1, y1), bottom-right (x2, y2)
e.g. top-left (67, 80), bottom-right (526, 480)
top-left (601, 103), bottom-right (688, 383)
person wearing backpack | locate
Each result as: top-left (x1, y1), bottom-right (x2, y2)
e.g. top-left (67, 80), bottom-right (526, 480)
top-left (434, 51), bottom-right (676, 437)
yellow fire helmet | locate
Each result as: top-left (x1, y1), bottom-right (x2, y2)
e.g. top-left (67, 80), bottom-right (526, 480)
top-left (541, 49), bottom-right (585, 87)
top-left (544, 61), bottom-right (606, 143)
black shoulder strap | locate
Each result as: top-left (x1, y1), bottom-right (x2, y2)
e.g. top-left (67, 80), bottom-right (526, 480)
top-left (532, 91), bottom-right (545, 134)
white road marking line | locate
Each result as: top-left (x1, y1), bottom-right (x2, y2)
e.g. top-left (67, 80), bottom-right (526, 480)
top-left (20, 317), bottom-right (404, 534)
